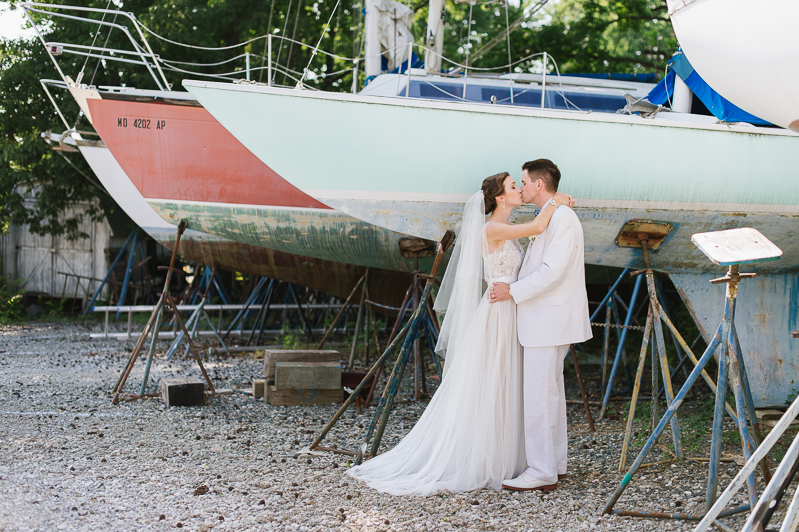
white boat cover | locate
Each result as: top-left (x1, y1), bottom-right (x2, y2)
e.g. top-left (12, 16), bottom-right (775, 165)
top-left (376, 0), bottom-right (414, 70)
top-left (667, 0), bottom-right (799, 131)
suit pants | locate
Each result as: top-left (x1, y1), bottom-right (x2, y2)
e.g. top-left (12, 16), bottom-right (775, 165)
top-left (523, 344), bottom-right (568, 484)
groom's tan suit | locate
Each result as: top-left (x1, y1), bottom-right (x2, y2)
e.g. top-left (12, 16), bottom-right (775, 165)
top-left (509, 205), bottom-right (591, 484)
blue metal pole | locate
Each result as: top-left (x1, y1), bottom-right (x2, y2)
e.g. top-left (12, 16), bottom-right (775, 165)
top-left (115, 232), bottom-right (139, 321)
top-left (601, 298), bottom-right (613, 390)
top-left (601, 274), bottom-right (644, 418)
top-left (139, 303), bottom-right (164, 395)
top-left (603, 321), bottom-right (724, 515)
top-left (706, 319), bottom-right (731, 511)
top-left (591, 268), bottom-right (630, 322)
top-left (727, 324), bottom-right (758, 508)
top-left (212, 275), bottom-right (230, 305)
top-left (223, 277), bottom-right (267, 340)
top-left (732, 324), bottom-right (771, 480)
top-left (83, 231), bottom-right (135, 316)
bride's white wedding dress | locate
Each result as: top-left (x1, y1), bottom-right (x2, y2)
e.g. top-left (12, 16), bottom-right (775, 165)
top-left (347, 199), bottom-right (527, 495)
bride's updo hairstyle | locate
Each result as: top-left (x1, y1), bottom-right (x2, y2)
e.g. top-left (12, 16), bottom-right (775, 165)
top-left (482, 172), bottom-right (510, 214)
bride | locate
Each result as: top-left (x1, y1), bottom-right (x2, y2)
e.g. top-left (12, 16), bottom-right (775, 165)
top-left (347, 171), bottom-right (574, 496)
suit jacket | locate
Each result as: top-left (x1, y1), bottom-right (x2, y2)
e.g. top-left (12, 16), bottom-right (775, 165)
top-left (509, 206), bottom-right (592, 348)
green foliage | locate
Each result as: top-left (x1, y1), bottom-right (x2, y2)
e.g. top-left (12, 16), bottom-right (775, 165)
top-left (279, 320), bottom-right (301, 349)
top-left (0, 274), bottom-right (25, 323)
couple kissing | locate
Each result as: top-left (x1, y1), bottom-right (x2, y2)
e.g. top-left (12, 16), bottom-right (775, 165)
top-left (348, 158), bottom-right (592, 495)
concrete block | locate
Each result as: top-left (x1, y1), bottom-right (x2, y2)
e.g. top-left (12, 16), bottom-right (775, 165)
top-left (263, 350), bottom-right (339, 379)
top-left (275, 361), bottom-right (341, 391)
top-left (268, 386), bottom-right (343, 406)
top-left (160, 377), bottom-right (205, 407)
top-left (253, 379), bottom-right (266, 399)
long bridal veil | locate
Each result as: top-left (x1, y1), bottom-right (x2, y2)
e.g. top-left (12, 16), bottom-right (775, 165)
top-left (347, 191), bottom-right (526, 496)
top-left (434, 191), bottom-right (488, 361)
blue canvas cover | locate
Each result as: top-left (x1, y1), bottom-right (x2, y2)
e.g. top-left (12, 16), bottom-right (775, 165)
top-left (646, 52), bottom-right (770, 125)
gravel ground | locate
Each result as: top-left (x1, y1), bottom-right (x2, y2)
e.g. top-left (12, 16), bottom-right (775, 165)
top-left (0, 322), bottom-right (781, 531)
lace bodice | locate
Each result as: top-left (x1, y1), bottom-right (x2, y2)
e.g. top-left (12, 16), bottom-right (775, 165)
top-left (484, 238), bottom-right (524, 280)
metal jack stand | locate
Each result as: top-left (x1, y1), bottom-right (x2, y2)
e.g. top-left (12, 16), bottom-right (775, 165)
top-left (614, 220), bottom-right (684, 466)
top-left (110, 221), bottom-right (215, 404)
top-left (307, 232), bottom-right (454, 461)
top-left (602, 227), bottom-right (781, 524)
top-left (697, 371), bottom-right (799, 532)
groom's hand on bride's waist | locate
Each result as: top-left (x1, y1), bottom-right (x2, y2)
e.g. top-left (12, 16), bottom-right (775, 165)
top-left (489, 282), bottom-right (511, 303)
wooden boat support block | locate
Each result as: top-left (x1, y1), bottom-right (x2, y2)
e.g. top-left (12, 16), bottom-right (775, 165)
top-left (161, 377), bottom-right (205, 407)
top-left (263, 350), bottom-right (340, 379)
top-left (275, 362), bottom-right (342, 391)
top-left (268, 386), bottom-right (343, 406)
top-left (253, 379), bottom-right (266, 399)
top-left (266, 380), bottom-right (275, 402)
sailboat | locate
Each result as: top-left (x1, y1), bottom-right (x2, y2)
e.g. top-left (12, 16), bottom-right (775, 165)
top-left (666, 0), bottom-right (799, 132)
top-left (44, 128), bottom-right (409, 304)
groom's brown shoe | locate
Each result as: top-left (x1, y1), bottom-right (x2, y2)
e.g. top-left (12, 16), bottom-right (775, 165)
top-left (558, 474), bottom-right (567, 481)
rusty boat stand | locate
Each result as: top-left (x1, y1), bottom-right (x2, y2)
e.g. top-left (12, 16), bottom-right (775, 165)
top-left (110, 220), bottom-right (215, 404)
top-left (602, 227), bottom-right (782, 527)
top-left (308, 231), bottom-right (454, 461)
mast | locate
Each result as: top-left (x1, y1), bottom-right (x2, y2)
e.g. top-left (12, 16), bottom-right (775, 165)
top-left (425, 0), bottom-right (445, 74)
top-left (364, 0), bottom-right (382, 78)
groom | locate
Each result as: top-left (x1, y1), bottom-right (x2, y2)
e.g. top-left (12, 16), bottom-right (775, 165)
top-left (489, 159), bottom-right (592, 491)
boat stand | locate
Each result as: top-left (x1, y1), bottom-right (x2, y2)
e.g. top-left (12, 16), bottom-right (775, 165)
top-left (602, 227), bottom-right (781, 524)
top-left (163, 267), bottom-right (232, 361)
top-left (614, 221), bottom-right (685, 466)
top-left (697, 376), bottom-right (799, 532)
top-left (307, 231), bottom-right (454, 461)
top-left (110, 221), bottom-right (215, 404)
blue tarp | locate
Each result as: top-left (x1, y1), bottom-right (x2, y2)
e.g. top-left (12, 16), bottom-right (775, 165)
top-left (647, 52), bottom-right (770, 125)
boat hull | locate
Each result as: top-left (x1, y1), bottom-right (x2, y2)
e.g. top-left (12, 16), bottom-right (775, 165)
top-left (85, 96), bottom-right (433, 274)
top-left (184, 81), bottom-right (799, 407)
top-left (183, 82), bottom-right (799, 273)
top-left (667, 0), bottom-right (799, 132)
top-left (76, 141), bottom-right (407, 304)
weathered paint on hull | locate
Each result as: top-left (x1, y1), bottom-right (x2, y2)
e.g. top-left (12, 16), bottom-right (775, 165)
top-left (76, 142), bottom-right (407, 305)
top-left (672, 272), bottom-right (799, 408)
top-left (157, 229), bottom-right (408, 305)
top-left (184, 81), bottom-right (799, 406)
top-left (85, 97), bottom-right (429, 273)
top-left (147, 200), bottom-right (435, 273)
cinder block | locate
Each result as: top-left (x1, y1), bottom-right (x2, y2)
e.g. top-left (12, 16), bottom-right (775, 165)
top-left (268, 386), bottom-right (343, 406)
top-left (253, 379), bottom-right (266, 399)
top-left (160, 377), bottom-right (205, 407)
top-left (263, 350), bottom-right (339, 379)
top-left (275, 361), bottom-right (341, 391)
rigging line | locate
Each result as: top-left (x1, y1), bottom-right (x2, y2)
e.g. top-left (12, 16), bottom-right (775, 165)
top-left (89, 8), bottom-right (120, 89)
top-left (259, 0), bottom-right (278, 82)
top-left (282, 0), bottom-right (304, 86)
top-left (78, 0), bottom-right (114, 77)
top-left (464, 2), bottom-right (474, 69)
top-left (55, 151), bottom-right (111, 198)
top-left (468, 0), bottom-right (546, 64)
top-left (547, 55), bottom-right (583, 111)
top-left (297, 0), bottom-right (343, 87)
top-left (273, 0), bottom-right (295, 84)
top-left (504, 0), bottom-right (513, 105)
top-left (161, 54), bottom-right (251, 67)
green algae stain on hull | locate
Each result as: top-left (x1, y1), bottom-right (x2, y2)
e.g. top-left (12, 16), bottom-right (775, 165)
top-left (149, 201), bottom-right (436, 273)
